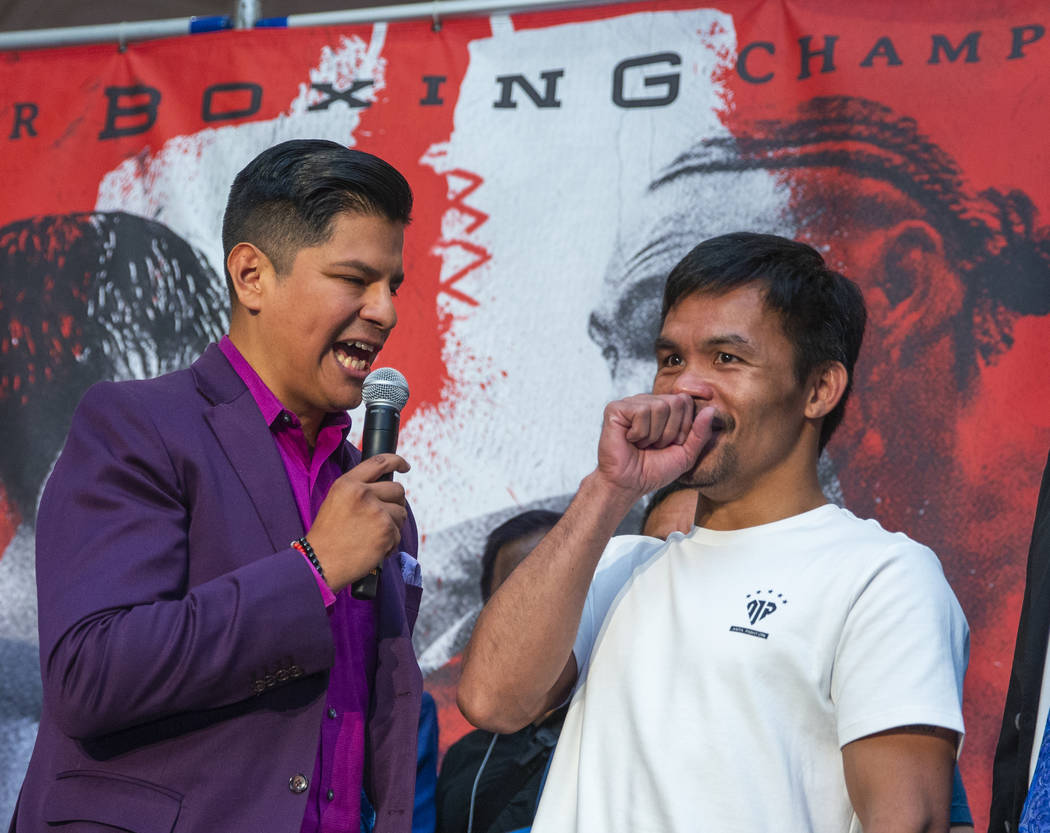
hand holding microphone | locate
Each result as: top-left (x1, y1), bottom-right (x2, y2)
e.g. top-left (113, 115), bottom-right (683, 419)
top-left (305, 368), bottom-right (410, 599)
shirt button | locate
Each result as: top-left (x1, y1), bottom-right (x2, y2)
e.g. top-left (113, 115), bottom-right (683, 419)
top-left (328, 707), bottom-right (337, 719)
top-left (1015, 711), bottom-right (1023, 731)
top-left (281, 412), bottom-right (293, 425)
top-left (289, 773), bottom-right (309, 794)
top-left (327, 789), bottom-right (335, 801)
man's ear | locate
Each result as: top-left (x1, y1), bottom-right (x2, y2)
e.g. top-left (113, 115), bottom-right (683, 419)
top-left (804, 361), bottom-right (849, 421)
top-left (868, 220), bottom-right (965, 362)
top-left (226, 242), bottom-right (271, 313)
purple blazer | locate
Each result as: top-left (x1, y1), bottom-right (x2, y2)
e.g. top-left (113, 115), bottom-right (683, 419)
top-left (11, 344), bottom-right (423, 833)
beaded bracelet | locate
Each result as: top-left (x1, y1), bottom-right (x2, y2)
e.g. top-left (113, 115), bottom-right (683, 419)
top-left (291, 537), bottom-right (325, 582)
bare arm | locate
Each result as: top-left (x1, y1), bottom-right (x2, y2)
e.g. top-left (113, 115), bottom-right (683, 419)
top-left (458, 394), bottom-right (714, 733)
top-left (842, 725), bottom-right (957, 833)
top-left (458, 471), bottom-right (633, 732)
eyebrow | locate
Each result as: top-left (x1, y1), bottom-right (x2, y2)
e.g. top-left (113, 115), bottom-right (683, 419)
top-left (328, 260), bottom-right (405, 284)
top-left (707, 334), bottom-right (754, 350)
top-left (654, 335), bottom-right (678, 353)
top-left (329, 259), bottom-right (380, 276)
top-left (653, 333), bottom-right (755, 353)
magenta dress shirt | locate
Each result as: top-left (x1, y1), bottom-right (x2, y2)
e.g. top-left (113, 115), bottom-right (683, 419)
top-left (219, 336), bottom-right (375, 833)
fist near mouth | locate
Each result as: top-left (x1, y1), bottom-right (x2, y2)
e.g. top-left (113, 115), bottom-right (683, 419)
top-left (597, 393), bottom-right (717, 497)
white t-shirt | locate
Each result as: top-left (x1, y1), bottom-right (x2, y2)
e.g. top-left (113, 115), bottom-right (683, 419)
top-left (532, 504), bottom-right (969, 833)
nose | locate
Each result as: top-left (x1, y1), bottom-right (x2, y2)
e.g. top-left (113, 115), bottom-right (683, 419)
top-left (360, 281), bottom-right (398, 331)
top-left (670, 368), bottom-right (715, 402)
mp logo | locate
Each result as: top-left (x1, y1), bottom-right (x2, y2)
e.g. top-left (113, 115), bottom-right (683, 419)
top-left (731, 589), bottom-right (789, 639)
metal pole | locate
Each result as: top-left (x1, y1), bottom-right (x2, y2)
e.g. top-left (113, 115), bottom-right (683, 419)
top-left (234, 0), bottom-right (262, 29)
top-left (0, 0), bottom-right (625, 51)
top-left (0, 15), bottom-right (230, 51)
top-left (259, 0), bottom-right (626, 27)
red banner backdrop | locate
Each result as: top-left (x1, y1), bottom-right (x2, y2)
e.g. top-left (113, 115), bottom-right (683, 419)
top-left (2, 2), bottom-right (1049, 826)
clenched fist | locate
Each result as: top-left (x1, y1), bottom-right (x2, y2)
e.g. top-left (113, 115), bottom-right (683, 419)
top-left (596, 393), bottom-right (716, 498)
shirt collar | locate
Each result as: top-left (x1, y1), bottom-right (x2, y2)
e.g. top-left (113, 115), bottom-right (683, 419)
top-left (218, 335), bottom-right (352, 433)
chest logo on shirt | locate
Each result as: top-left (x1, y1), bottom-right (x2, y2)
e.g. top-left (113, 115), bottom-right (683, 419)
top-left (730, 589), bottom-right (788, 639)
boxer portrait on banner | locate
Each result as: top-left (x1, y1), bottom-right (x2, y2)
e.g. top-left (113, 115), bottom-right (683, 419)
top-left (459, 232), bottom-right (969, 832)
top-left (11, 140), bottom-right (423, 833)
top-left (0, 210), bottom-right (228, 816)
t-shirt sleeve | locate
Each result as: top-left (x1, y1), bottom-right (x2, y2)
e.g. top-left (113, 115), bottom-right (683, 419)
top-left (832, 541), bottom-right (969, 748)
top-left (572, 535), bottom-right (662, 683)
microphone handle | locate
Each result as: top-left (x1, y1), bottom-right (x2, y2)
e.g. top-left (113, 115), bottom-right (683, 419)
top-left (351, 404), bottom-right (401, 599)
top-left (359, 406), bottom-right (400, 479)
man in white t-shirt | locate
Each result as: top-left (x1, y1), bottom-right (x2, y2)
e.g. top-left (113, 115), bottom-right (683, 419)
top-left (458, 231), bottom-right (968, 833)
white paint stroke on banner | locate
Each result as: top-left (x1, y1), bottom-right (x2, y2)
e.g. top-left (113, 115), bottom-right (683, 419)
top-left (405, 8), bottom-right (793, 670)
top-left (94, 24), bottom-right (390, 279)
top-left (409, 8), bottom-right (740, 531)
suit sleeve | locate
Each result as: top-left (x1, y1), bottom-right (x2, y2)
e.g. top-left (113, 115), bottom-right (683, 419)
top-left (36, 381), bottom-right (335, 740)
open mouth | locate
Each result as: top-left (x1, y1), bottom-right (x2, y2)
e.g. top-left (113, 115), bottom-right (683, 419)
top-left (333, 340), bottom-right (377, 372)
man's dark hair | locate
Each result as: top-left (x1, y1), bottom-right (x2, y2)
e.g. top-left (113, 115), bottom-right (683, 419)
top-left (480, 510), bottom-right (561, 602)
top-left (662, 232), bottom-right (867, 452)
top-left (640, 481), bottom-right (697, 535)
top-left (221, 139), bottom-right (413, 299)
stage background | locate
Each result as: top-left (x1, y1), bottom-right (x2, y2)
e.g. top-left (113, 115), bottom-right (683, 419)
top-left (2, 1), bottom-right (1049, 827)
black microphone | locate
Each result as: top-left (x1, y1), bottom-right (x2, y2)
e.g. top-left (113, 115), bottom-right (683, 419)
top-left (351, 367), bottom-right (410, 600)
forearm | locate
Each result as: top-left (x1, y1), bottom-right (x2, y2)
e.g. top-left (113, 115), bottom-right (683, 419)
top-left (458, 471), bottom-right (638, 732)
top-left (460, 394), bottom-right (714, 731)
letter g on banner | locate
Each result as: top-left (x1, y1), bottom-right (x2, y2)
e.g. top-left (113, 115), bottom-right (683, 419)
top-left (613, 52), bottom-right (682, 108)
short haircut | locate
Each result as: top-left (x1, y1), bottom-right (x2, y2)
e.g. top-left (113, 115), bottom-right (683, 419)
top-left (662, 232), bottom-right (867, 452)
top-left (480, 509), bottom-right (562, 602)
top-left (640, 481), bottom-right (697, 535)
top-left (221, 139), bottom-right (413, 299)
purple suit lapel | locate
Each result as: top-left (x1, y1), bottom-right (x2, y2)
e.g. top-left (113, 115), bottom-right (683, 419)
top-left (192, 345), bottom-right (304, 551)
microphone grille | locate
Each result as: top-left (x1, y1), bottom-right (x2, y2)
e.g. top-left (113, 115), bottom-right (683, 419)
top-left (362, 367), bottom-right (410, 411)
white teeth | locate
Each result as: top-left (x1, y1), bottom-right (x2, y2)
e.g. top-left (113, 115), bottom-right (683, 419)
top-left (334, 350), bottom-right (371, 371)
top-left (333, 340), bottom-right (377, 372)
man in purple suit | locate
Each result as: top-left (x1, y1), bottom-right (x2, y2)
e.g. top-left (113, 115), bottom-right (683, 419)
top-left (11, 139), bottom-right (423, 833)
